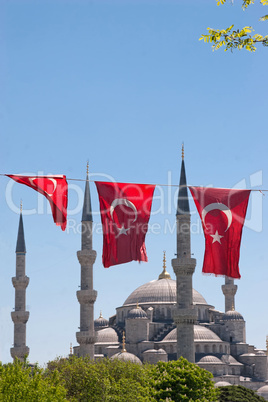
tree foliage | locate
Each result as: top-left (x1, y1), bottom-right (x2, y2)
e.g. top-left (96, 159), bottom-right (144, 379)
top-left (0, 359), bottom-right (66, 402)
top-left (47, 355), bottom-right (152, 401)
top-left (148, 357), bottom-right (219, 402)
top-left (217, 385), bottom-right (267, 401)
top-left (200, 0), bottom-right (268, 51)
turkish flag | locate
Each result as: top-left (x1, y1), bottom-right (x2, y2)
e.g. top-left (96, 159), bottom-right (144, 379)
top-left (95, 181), bottom-right (155, 268)
top-left (7, 175), bottom-right (68, 231)
top-left (189, 187), bottom-right (250, 279)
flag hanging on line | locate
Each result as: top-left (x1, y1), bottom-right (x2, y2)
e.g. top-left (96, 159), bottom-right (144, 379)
top-left (189, 186), bottom-right (250, 279)
top-left (95, 181), bottom-right (155, 268)
top-left (7, 175), bottom-right (68, 231)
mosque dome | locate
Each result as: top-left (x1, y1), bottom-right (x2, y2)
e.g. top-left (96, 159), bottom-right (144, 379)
top-left (222, 310), bottom-right (244, 321)
top-left (123, 279), bottom-right (208, 306)
top-left (163, 325), bottom-right (222, 342)
top-left (94, 312), bottom-right (109, 330)
top-left (127, 306), bottom-right (147, 319)
top-left (198, 355), bottom-right (223, 364)
top-left (95, 327), bottom-right (119, 344)
top-left (111, 351), bottom-right (142, 365)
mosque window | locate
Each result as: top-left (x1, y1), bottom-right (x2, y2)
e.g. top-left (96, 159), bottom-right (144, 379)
top-left (219, 345), bottom-right (223, 353)
top-left (212, 344), bottom-right (216, 353)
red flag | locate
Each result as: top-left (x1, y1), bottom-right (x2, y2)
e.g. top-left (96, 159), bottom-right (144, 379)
top-left (189, 187), bottom-right (250, 279)
top-left (7, 175), bottom-right (68, 231)
top-left (95, 181), bottom-right (155, 268)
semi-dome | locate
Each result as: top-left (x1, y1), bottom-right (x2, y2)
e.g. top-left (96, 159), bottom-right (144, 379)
top-left (96, 327), bottom-right (119, 344)
top-left (143, 348), bottom-right (167, 355)
top-left (198, 355), bottom-right (223, 364)
top-left (123, 278), bottom-right (208, 306)
top-left (127, 306), bottom-right (147, 319)
top-left (163, 325), bottom-right (222, 342)
top-left (111, 351), bottom-right (142, 365)
top-left (222, 310), bottom-right (244, 321)
top-left (214, 381), bottom-right (231, 387)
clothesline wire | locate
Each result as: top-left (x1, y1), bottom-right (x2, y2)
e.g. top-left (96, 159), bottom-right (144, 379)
top-left (0, 173), bottom-right (267, 191)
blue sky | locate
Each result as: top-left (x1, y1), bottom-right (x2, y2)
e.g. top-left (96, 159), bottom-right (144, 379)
top-left (1, 0), bottom-right (268, 365)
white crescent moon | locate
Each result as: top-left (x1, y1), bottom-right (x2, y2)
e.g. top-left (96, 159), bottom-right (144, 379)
top-left (28, 177), bottom-right (57, 197)
top-left (202, 203), bottom-right (232, 232)
top-left (110, 198), bottom-right (138, 223)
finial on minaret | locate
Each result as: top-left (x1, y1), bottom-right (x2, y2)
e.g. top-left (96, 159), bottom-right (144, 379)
top-left (99, 311), bottom-right (103, 318)
top-left (122, 331), bottom-right (126, 352)
top-left (20, 199), bottom-right (23, 213)
top-left (182, 143), bottom-right (184, 160)
top-left (86, 160), bottom-right (89, 176)
top-left (158, 251), bottom-right (171, 280)
top-left (231, 301), bottom-right (235, 311)
top-left (70, 343), bottom-right (73, 355)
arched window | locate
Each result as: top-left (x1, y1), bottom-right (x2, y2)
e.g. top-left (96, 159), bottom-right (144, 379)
top-left (219, 345), bottom-right (223, 353)
top-left (204, 345), bottom-right (209, 353)
top-left (212, 344), bottom-right (216, 353)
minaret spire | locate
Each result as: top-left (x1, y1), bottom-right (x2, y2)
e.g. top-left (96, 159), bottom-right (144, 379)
top-left (10, 207), bottom-right (30, 361)
top-left (172, 146), bottom-right (197, 363)
top-left (75, 163), bottom-right (97, 359)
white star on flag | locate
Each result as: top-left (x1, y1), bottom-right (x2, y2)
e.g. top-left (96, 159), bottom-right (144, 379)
top-left (210, 230), bottom-right (224, 244)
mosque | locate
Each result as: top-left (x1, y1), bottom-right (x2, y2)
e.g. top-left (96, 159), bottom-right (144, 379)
top-left (11, 154), bottom-right (268, 399)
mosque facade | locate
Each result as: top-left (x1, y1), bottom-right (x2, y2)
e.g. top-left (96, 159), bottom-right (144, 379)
top-left (11, 155), bottom-right (268, 399)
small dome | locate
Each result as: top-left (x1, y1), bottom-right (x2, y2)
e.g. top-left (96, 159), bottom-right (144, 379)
top-left (156, 348), bottom-right (167, 354)
top-left (111, 351), bottom-right (142, 365)
top-left (96, 327), bottom-right (119, 344)
top-left (257, 385), bottom-right (268, 399)
top-left (222, 310), bottom-right (244, 321)
top-left (163, 325), bottom-right (222, 342)
top-left (256, 350), bottom-right (266, 355)
top-left (94, 312), bottom-right (109, 329)
top-left (198, 355), bottom-right (223, 364)
top-left (127, 306), bottom-right (147, 319)
top-left (214, 381), bottom-right (231, 387)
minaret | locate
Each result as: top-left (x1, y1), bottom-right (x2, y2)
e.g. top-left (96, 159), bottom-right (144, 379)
top-left (222, 277), bottom-right (237, 312)
top-left (171, 145), bottom-right (197, 363)
top-left (76, 163), bottom-right (97, 359)
top-left (10, 203), bottom-right (30, 361)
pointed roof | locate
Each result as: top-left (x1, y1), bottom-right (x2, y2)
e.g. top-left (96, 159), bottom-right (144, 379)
top-left (176, 146), bottom-right (190, 216)
top-left (16, 212), bottom-right (26, 253)
top-left (82, 173), bottom-right (93, 222)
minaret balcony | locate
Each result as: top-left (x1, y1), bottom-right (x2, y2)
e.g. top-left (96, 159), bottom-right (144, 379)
top-left (11, 311), bottom-right (30, 324)
top-left (76, 330), bottom-right (96, 345)
top-left (10, 345), bottom-right (29, 360)
top-left (172, 258), bottom-right (196, 276)
top-left (76, 290), bottom-right (97, 304)
top-left (12, 276), bottom-right (29, 289)
top-left (77, 250), bottom-right (96, 266)
top-left (221, 284), bottom-right (238, 296)
top-left (173, 308), bottom-right (197, 325)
